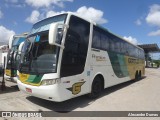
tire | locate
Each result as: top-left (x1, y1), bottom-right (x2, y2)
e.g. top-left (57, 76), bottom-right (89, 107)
top-left (135, 71), bottom-right (139, 81)
top-left (88, 76), bottom-right (102, 98)
top-left (138, 71), bottom-right (141, 80)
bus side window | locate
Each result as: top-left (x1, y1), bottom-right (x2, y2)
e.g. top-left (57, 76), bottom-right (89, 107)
top-left (60, 15), bottom-right (90, 77)
top-left (92, 30), bottom-right (101, 49)
top-left (109, 39), bottom-right (115, 52)
top-left (101, 34), bottom-right (109, 50)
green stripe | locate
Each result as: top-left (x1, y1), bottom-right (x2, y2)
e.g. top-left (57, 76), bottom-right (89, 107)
top-left (108, 51), bottom-right (129, 78)
top-left (26, 75), bottom-right (43, 84)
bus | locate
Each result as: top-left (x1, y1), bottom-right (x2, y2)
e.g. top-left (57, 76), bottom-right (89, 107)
top-left (5, 33), bottom-right (28, 82)
top-left (17, 12), bottom-right (145, 102)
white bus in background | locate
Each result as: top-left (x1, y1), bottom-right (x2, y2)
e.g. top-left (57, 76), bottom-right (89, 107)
top-left (5, 33), bottom-right (28, 82)
top-left (17, 12), bottom-right (145, 102)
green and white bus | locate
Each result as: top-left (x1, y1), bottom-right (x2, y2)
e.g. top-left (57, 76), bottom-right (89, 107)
top-left (17, 12), bottom-right (145, 102)
top-left (5, 33), bottom-right (28, 82)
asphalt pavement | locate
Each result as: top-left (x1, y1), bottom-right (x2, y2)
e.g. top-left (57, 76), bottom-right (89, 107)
top-left (0, 68), bottom-right (160, 120)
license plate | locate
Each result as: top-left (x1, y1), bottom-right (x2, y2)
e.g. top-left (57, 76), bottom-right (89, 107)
top-left (26, 88), bottom-right (32, 93)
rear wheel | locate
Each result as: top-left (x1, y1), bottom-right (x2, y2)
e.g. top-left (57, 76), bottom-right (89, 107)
top-left (135, 71), bottom-right (139, 81)
top-left (88, 76), bottom-right (102, 98)
top-left (138, 71), bottom-right (142, 80)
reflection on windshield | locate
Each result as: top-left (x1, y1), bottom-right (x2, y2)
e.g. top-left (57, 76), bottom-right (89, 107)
top-left (22, 36), bottom-right (35, 54)
top-left (10, 37), bottom-right (25, 51)
top-left (30, 14), bottom-right (67, 34)
top-left (20, 31), bottom-right (59, 74)
top-left (12, 37), bottom-right (25, 46)
top-left (31, 42), bottom-right (57, 73)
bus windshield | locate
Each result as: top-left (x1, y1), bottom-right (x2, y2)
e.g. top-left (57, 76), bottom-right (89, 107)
top-left (30, 14), bottom-right (67, 34)
top-left (12, 37), bottom-right (25, 51)
top-left (6, 36), bottom-right (26, 70)
top-left (19, 14), bottom-right (67, 74)
top-left (20, 31), bottom-right (60, 74)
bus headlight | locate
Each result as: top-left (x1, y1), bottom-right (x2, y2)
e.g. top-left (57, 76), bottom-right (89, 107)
top-left (41, 79), bottom-right (61, 85)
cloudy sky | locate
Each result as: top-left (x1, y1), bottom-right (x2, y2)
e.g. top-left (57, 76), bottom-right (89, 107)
top-left (0, 0), bottom-right (160, 59)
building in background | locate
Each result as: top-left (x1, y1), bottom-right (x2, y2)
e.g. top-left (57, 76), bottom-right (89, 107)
top-left (138, 44), bottom-right (160, 67)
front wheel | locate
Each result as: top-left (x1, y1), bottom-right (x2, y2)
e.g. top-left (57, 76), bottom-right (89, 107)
top-left (88, 76), bottom-right (102, 98)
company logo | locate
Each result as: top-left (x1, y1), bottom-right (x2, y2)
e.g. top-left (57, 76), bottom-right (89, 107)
top-left (128, 58), bottom-right (138, 64)
top-left (92, 54), bottom-right (106, 61)
top-left (67, 82), bottom-right (85, 95)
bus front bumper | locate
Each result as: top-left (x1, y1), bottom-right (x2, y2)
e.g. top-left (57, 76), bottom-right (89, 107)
top-left (17, 79), bottom-right (70, 102)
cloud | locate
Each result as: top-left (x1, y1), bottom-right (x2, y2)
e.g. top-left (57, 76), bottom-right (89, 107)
top-left (146, 4), bottom-right (160, 36)
top-left (13, 21), bottom-right (18, 26)
top-left (76, 6), bottom-right (107, 24)
top-left (10, 0), bottom-right (18, 3)
top-left (25, 0), bottom-right (73, 8)
top-left (148, 29), bottom-right (160, 36)
top-left (45, 6), bottom-right (107, 24)
top-left (146, 4), bottom-right (160, 27)
top-left (135, 19), bottom-right (142, 25)
top-left (25, 10), bottom-right (40, 23)
top-left (123, 36), bottom-right (138, 45)
top-left (46, 10), bottom-right (61, 18)
top-left (0, 10), bottom-right (3, 19)
top-left (12, 4), bottom-right (26, 8)
top-left (26, 6), bottom-right (107, 25)
top-left (5, 0), bottom-right (26, 8)
top-left (0, 26), bottom-right (15, 43)
top-left (5, 0), bottom-right (18, 3)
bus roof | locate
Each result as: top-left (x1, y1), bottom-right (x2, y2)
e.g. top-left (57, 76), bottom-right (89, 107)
top-left (34, 12), bottom-right (144, 51)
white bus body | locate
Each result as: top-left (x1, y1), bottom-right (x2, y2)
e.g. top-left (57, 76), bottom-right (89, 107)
top-left (17, 12), bottom-right (145, 102)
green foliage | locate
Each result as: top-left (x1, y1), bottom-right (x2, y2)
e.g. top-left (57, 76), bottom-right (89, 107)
top-left (153, 60), bottom-right (160, 65)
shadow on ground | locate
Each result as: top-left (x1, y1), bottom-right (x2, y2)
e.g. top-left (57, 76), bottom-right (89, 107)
top-left (26, 77), bottom-right (146, 112)
top-left (0, 83), bottom-right (19, 94)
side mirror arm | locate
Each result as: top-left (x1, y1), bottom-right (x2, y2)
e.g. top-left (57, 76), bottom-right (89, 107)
top-left (49, 23), bottom-right (68, 49)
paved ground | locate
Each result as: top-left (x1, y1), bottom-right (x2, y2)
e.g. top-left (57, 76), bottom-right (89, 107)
top-left (0, 68), bottom-right (160, 120)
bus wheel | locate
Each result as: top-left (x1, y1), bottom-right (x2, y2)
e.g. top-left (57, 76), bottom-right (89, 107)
top-left (138, 71), bottom-right (141, 80)
top-left (135, 71), bottom-right (139, 81)
top-left (88, 76), bottom-right (102, 98)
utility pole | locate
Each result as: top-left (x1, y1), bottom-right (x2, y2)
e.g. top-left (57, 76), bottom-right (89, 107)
top-left (1, 56), bottom-right (6, 91)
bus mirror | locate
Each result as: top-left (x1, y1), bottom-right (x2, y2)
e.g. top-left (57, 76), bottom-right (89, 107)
top-left (9, 35), bottom-right (14, 49)
top-left (18, 42), bottom-right (24, 53)
top-left (49, 23), bottom-right (68, 48)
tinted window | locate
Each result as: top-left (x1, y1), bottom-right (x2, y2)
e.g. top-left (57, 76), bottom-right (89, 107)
top-left (101, 34), bottom-right (109, 50)
top-left (92, 30), bottom-right (101, 49)
top-left (61, 15), bottom-right (90, 77)
top-left (91, 25), bottom-right (143, 59)
top-left (109, 38), bottom-right (115, 51)
top-left (139, 49), bottom-right (145, 59)
top-left (92, 26), bottom-right (109, 50)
